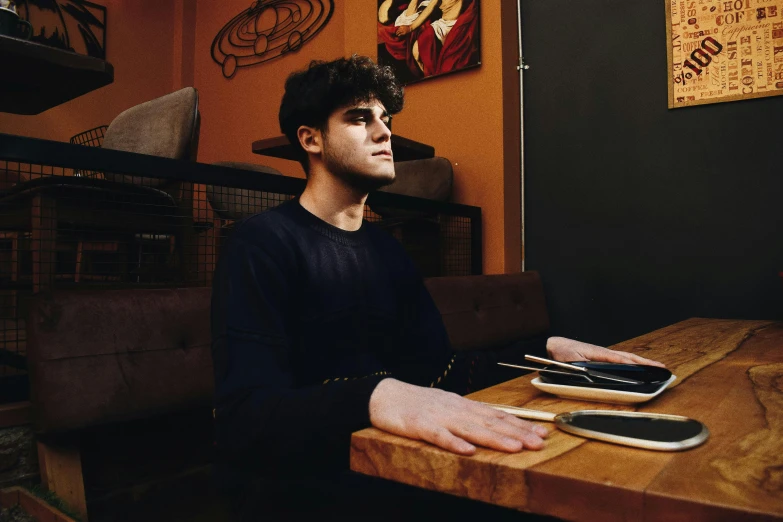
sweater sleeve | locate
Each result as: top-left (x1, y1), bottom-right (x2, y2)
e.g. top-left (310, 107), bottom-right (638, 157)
top-left (373, 239), bottom-right (461, 391)
top-left (402, 279), bottom-right (477, 394)
top-left (210, 232), bottom-right (386, 477)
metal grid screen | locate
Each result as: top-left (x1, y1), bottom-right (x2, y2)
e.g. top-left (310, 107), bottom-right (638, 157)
top-left (0, 137), bottom-right (481, 403)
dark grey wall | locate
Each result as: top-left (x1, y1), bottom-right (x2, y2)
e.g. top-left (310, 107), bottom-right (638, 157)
top-left (521, 0), bottom-right (783, 346)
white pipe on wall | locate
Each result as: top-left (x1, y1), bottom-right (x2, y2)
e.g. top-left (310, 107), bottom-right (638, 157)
top-left (516, 0), bottom-right (528, 271)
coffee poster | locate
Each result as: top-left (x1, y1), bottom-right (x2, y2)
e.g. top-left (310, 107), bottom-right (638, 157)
top-left (666, 0), bottom-right (783, 108)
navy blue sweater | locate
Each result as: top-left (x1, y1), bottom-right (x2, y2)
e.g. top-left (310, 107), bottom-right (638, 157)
top-left (210, 199), bottom-right (461, 483)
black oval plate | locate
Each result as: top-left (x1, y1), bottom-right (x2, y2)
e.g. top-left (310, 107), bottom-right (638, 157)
top-left (539, 362), bottom-right (673, 394)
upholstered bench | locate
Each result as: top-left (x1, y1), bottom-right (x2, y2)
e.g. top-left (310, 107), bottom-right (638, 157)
top-left (25, 272), bottom-right (549, 519)
top-left (27, 287), bottom-right (213, 520)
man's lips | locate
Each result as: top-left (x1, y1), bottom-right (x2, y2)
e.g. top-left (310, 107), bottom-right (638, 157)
top-left (373, 150), bottom-right (393, 157)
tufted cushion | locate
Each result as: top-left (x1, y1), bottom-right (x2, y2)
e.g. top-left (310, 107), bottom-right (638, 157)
top-left (206, 161), bottom-right (286, 220)
top-left (25, 274), bottom-right (548, 434)
top-left (424, 272), bottom-right (550, 352)
top-left (102, 87), bottom-right (200, 187)
top-left (26, 287), bottom-right (213, 434)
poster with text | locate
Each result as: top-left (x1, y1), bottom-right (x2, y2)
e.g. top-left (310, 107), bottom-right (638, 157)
top-left (377, 0), bottom-right (481, 85)
top-left (667, 0), bottom-right (783, 108)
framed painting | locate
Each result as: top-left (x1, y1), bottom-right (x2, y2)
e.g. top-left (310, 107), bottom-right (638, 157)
top-left (666, 0), bottom-right (783, 108)
top-left (377, 0), bottom-right (481, 85)
top-left (17, 0), bottom-right (107, 59)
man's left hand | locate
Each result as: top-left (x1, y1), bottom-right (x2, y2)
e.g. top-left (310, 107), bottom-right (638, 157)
top-left (546, 337), bottom-right (665, 367)
top-left (395, 25), bottom-right (412, 36)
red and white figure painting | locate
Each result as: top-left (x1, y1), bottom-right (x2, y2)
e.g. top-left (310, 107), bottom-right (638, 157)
top-left (377, 0), bottom-right (480, 85)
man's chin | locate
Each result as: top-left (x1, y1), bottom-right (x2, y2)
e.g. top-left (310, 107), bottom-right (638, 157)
top-left (343, 170), bottom-right (396, 193)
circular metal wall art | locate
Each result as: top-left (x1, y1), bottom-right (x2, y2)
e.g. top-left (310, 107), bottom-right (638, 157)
top-left (211, 0), bottom-right (334, 79)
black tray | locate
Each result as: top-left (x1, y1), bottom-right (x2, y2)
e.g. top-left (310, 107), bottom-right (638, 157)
top-left (539, 362), bottom-right (673, 394)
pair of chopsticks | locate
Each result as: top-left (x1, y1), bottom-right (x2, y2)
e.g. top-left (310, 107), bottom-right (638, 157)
top-left (498, 355), bottom-right (643, 385)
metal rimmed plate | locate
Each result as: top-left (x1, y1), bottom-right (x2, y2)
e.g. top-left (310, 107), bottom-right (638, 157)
top-left (554, 410), bottom-right (709, 451)
top-left (486, 403), bottom-right (709, 451)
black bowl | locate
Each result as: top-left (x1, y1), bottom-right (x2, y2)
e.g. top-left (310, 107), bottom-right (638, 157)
top-left (538, 361), bottom-right (673, 394)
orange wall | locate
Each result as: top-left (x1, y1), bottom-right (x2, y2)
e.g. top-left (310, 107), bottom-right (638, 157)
top-left (191, 1), bottom-right (346, 180)
top-left (1, 0), bottom-right (517, 274)
top-left (380, 3), bottom-right (511, 275)
top-left (0, 0), bottom-right (178, 143)
top-left (192, 0), bottom-right (515, 274)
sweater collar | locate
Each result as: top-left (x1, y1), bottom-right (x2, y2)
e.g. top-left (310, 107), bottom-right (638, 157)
top-left (284, 197), bottom-right (369, 247)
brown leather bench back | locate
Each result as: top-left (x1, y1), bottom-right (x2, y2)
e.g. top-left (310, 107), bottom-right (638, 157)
top-left (27, 272), bottom-right (548, 433)
top-left (424, 272), bottom-right (550, 352)
top-left (27, 287), bottom-right (213, 434)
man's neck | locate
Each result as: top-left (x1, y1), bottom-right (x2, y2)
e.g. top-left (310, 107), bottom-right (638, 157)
top-left (298, 170), bottom-right (367, 232)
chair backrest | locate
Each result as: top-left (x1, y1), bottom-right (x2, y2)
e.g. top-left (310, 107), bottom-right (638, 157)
top-left (69, 125), bottom-right (108, 148)
top-left (372, 156), bottom-right (453, 219)
top-left (102, 87), bottom-right (201, 186)
top-left (69, 125), bottom-right (109, 178)
top-left (206, 161), bottom-right (286, 221)
top-left (424, 272), bottom-right (550, 352)
top-left (27, 287), bottom-right (212, 434)
top-left (380, 157), bottom-right (453, 201)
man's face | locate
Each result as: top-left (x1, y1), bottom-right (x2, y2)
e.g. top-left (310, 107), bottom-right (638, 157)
top-left (320, 99), bottom-right (395, 192)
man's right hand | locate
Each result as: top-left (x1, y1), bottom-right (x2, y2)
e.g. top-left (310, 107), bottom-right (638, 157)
top-left (368, 378), bottom-right (548, 455)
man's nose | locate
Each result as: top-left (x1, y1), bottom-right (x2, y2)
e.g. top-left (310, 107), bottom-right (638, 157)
top-left (372, 118), bottom-right (392, 141)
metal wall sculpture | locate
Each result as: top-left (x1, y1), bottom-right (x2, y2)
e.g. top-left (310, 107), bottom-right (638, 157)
top-left (16, 0), bottom-right (106, 58)
top-left (212, 0), bottom-right (334, 79)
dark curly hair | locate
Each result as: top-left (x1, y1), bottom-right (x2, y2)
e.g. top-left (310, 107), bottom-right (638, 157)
top-left (279, 55), bottom-right (405, 173)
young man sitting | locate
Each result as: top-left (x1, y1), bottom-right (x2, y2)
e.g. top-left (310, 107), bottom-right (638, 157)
top-left (210, 55), bottom-right (662, 520)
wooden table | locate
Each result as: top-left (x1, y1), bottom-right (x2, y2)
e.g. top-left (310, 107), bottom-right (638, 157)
top-left (0, 35), bottom-right (114, 115)
top-left (252, 134), bottom-right (436, 162)
top-left (351, 318), bottom-right (783, 521)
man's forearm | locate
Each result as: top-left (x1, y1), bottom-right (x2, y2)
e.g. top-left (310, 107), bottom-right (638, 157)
top-left (410, 0), bottom-right (439, 31)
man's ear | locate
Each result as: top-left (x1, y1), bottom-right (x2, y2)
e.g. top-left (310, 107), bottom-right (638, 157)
top-left (297, 125), bottom-right (322, 155)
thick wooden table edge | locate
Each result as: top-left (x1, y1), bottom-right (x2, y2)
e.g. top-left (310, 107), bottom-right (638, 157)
top-left (350, 318), bottom-right (783, 520)
top-left (351, 426), bottom-right (589, 511)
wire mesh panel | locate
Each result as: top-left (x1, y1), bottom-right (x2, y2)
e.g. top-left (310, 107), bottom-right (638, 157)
top-left (0, 135), bottom-right (482, 403)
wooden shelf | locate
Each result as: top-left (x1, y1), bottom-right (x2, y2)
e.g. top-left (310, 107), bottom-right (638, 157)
top-left (0, 35), bottom-right (114, 115)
